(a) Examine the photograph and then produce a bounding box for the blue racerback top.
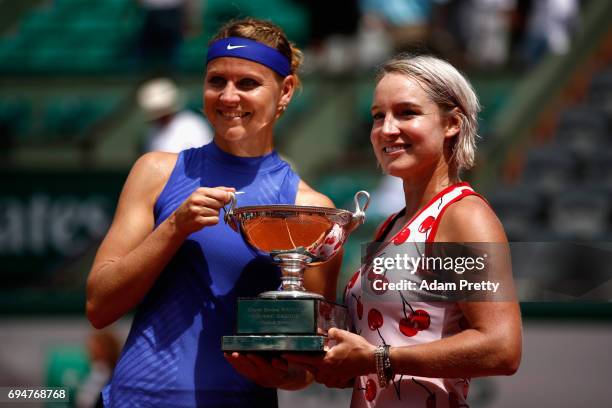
[103,142,300,407]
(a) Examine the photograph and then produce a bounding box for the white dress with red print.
[345,182,481,408]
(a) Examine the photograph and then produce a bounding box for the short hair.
[210,18,303,88]
[376,54,481,174]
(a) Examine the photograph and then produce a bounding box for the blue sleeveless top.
[103,142,300,407]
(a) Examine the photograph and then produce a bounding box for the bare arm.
[287,196,522,383]
[377,197,521,378]
[86,152,233,328]
[406,195,522,377]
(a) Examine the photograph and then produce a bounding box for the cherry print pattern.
[345,271,360,301]
[367,308,387,345]
[364,252,387,280]
[357,378,378,402]
[455,379,470,399]
[370,274,389,295]
[345,184,478,407]
[365,251,385,281]
[367,266,379,281]
[364,254,388,295]
[368,308,383,330]
[351,293,363,319]
[306,224,344,259]
[448,392,469,408]
[398,291,430,337]
[418,215,435,234]
[412,378,436,408]
[393,227,411,245]
[361,378,377,402]
[346,271,359,290]
[392,374,405,400]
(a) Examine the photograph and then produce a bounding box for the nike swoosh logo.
[227,44,247,50]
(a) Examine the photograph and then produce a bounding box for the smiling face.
[370,73,460,180]
[204,57,295,156]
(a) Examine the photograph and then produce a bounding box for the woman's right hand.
[87,154,236,329]
[171,187,235,236]
[225,352,313,391]
[284,328,376,388]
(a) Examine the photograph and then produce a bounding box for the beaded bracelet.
[375,345,393,387]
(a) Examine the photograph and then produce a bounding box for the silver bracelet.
[375,345,392,388]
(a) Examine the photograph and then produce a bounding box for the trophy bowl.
[225,191,370,300]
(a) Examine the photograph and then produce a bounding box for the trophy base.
[259,290,324,300]
[222,335,326,352]
[222,298,348,352]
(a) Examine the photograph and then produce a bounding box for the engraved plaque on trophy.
[222,191,370,352]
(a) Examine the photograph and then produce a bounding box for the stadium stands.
[489,64,612,241]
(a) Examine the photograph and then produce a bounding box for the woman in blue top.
[86,18,340,407]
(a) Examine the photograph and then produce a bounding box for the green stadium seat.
[3,0,140,75]
[178,36,207,73]
[357,82,376,123]
[0,37,29,73]
[43,97,118,139]
[315,172,379,210]
[243,0,309,46]
[19,8,57,34]
[3,0,307,75]
[0,99,31,140]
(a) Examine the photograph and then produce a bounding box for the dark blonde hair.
[376,54,481,174]
[210,18,303,88]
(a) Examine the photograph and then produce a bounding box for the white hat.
[137,78,181,120]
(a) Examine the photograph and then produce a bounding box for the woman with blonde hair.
[287,54,522,407]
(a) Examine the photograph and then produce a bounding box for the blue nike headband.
[206,36,291,77]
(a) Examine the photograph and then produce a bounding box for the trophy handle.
[224,192,238,231]
[351,190,371,228]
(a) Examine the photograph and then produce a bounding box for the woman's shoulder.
[125,151,179,200]
[436,194,507,242]
[295,180,335,208]
[131,151,178,183]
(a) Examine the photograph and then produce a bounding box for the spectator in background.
[137,77,213,153]
[137,0,199,72]
[519,0,579,67]
[296,0,361,73]
[459,0,517,69]
[359,0,443,53]
[75,330,121,408]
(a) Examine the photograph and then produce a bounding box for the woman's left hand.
[224,352,311,390]
[284,328,376,388]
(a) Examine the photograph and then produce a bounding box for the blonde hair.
[376,54,481,174]
[210,18,303,88]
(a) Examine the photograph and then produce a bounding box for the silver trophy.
[224,191,370,300]
[222,191,370,352]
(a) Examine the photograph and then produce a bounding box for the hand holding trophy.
[222,191,370,352]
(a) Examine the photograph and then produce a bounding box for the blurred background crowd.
[1,0,612,406]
